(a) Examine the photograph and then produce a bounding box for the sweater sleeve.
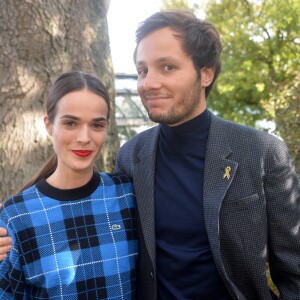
[0,216,28,299]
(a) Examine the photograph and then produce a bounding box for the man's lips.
[144,95,170,101]
[72,150,93,157]
[144,96,170,106]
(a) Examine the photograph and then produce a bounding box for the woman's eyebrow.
[60,115,107,121]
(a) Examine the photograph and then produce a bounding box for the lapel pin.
[223,166,231,180]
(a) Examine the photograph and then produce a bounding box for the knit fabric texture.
[0,172,138,299]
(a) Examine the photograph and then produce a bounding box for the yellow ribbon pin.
[223,166,231,180]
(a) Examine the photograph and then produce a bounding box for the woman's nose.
[77,126,91,144]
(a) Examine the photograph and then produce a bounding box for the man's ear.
[44,115,52,136]
[201,67,215,88]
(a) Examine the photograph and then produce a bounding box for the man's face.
[135,27,208,126]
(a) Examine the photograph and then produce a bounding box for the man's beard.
[146,78,202,125]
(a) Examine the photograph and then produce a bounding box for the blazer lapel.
[132,126,160,271]
[203,114,238,278]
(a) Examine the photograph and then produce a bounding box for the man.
[1,9,300,299]
[114,10,300,299]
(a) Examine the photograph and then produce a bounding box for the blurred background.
[0,0,299,201]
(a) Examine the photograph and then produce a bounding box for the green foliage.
[267,263,279,296]
[162,0,198,11]
[275,72,300,174]
[205,0,300,127]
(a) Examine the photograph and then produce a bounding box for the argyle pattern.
[0,172,138,299]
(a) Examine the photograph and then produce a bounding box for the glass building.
[115,73,155,145]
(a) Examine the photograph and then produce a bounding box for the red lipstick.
[72,150,93,157]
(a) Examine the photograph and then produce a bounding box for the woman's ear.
[44,115,52,136]
[201,67,215,88]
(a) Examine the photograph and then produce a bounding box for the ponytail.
[17,154,57,193]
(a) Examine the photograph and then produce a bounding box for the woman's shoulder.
[2,185,37,211]
[95,172,136,206]
[0,185,38,233]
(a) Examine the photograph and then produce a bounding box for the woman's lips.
[72,150,93,157]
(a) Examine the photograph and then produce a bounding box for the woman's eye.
[92,123,105,129]
[64,121,76,127]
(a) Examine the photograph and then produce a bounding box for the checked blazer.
[115,111,300,300]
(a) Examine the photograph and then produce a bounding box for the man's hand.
[0,227,12,261]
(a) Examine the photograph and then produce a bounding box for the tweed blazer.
[115,111,300,300]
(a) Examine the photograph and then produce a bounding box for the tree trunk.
[0,0,118,201]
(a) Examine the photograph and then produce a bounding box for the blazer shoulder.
[115,125,159,174]
[119,125,159,153]
[212,114,283,146]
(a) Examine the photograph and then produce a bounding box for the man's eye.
[137,68,147,77]
[164,65,175,71]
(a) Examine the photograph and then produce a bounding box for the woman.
[0,71,138,299]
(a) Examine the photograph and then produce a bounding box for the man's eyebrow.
[136,56,178,66]
[157,56,177,62]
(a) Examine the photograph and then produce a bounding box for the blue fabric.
[0,172,138,299]
[155,110,230,299]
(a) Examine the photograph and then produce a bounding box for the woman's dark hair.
[133,9,222,97]
[18,71,110,192]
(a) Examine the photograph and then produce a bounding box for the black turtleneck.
[155,109,230,299]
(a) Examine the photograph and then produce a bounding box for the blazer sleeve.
[264,139,300,298]
[114,148,124,173]
[114,141,135,177]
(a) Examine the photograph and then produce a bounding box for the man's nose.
[140,71,162,90]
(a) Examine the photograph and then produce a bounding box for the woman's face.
[44,89,109,177]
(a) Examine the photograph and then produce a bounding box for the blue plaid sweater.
[0,171,138,299]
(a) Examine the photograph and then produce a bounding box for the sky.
[107,0,162,74]
[107,1,205,74]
